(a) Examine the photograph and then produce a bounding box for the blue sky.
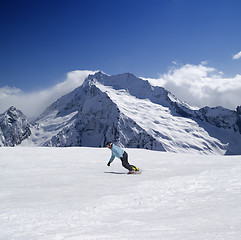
[1,0,241,91]
[1,0,241,117]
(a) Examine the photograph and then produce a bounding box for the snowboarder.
[106,142,139,173]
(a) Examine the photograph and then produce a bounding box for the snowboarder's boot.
[132,166,139,171]
[127,166,140,174]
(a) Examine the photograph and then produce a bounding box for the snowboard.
[127,169,141,175]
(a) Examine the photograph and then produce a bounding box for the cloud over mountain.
[146,62,241,110]
[1,63,241,118]
[0,70,96,118]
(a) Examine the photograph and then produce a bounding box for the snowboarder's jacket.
[108,144,125,164]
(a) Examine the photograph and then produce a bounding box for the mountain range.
[1,71,241,155]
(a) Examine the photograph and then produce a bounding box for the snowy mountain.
[31,72,164,150]
[0,106,31,146]
[25,71,241,155]
[1,71,241,154]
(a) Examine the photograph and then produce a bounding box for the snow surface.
[1,147,241,239]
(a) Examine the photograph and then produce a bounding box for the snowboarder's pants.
[120,151,135,171]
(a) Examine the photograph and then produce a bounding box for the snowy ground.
[1,147,241,240]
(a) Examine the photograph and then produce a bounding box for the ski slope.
[1,147,241,240]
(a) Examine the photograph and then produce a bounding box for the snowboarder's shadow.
[104,171,126,175]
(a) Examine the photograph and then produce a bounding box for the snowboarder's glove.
[107,162,111,167]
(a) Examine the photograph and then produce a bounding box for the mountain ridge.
[1,71,241,154]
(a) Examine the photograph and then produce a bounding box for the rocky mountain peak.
[0,106,31,146]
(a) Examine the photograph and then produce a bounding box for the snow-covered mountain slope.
[1,147,241,239]
[0,106,31,146]
[30,73,165,150]
[27,71,241,155]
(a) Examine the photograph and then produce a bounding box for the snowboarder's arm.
[107,153,115,166]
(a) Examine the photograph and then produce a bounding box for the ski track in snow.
[1,147,241,240]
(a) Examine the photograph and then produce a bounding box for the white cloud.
[2,65,241,120]
[233,51,241,60]
[0,86,22,99]
[146,62,241,110]
[0,70,96,119]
